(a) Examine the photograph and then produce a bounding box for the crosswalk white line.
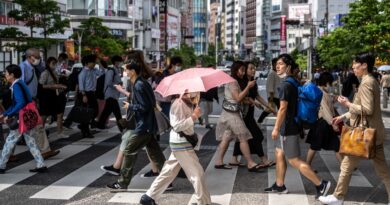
[319,151,372,187]
[187,145,238,205]
[0,127,118,192]
[109,127,210,204]
[266,127,310,205]
[108,147,171,203]
[30,146,119,200]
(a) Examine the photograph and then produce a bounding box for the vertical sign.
[65,40,75,61]
[280,15,287,54]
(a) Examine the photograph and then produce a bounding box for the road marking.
[0,128,118,192]
[108,147,171,203]
[187,145,237,205]
[30,147,119,200]
[266,127,310,205]
[319,151,373,188]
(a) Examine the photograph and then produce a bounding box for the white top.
[169,98,195,151]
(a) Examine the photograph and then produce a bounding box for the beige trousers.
[334,145,390,201]
[146,150,211,205]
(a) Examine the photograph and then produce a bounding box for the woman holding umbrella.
[140,91,211,205]
[214,61,265,171]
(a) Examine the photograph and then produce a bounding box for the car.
[217,61,233,74]
[259,69,269,79]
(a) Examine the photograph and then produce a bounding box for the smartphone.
[255,77,259,80]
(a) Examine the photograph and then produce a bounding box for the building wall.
[193,0,207,55]
[208,2,219,45]
[245,0,256,51]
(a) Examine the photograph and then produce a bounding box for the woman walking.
[214,61,264,172]
[39,57,68,138]
[0,64,47,173]
[230,62,276,168]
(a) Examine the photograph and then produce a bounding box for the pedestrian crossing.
[0,125,389,205]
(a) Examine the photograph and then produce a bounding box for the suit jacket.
[342,74,385,145]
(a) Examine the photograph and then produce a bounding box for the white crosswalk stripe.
[0,124,388,204]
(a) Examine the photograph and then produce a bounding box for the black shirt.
[278,79,300,136]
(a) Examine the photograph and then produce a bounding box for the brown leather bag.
[339,109,376,159]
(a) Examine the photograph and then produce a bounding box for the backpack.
[96,68,115,100]
[67,67,83,91]
[285,76,323,125]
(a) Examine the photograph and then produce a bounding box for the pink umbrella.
[155,68,235,97]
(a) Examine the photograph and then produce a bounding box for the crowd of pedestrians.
[0,47,390,205]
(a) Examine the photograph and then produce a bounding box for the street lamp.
[216,36,219,66]
[76,29,84,63]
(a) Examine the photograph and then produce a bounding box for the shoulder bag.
[339,108,376,159]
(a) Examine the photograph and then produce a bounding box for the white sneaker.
[318,195,343,205]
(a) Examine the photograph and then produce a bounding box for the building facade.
[208,2,219,45]
[245,0,256,59]
[193,0,207,55]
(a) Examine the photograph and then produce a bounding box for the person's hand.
[82,95,88,103]
[192,106,202,120]
[123,101,129,109]
[254,101,261,108]
[337,96,350,107]
[272,128,279,140]
[247,80,256,88]
[3,116,8,124]
[332,115,344,126]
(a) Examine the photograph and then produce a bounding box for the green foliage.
[317,0,390,67]
[7,0,70,59]
[291,48,308,70]
[167,44,197,68]
[73,17,127,57]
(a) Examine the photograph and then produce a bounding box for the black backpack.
[67,67,83,91]
[96,68,115,100]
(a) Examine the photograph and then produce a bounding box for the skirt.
[306,118,340,152]
[215,110,252,142]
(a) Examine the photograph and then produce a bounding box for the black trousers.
[257,98,280,123]
[97,97,122,127]
[78,91,98,135]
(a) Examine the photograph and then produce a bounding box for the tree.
[316,0,390,67]
[167,44,197,68]
[8,0,70,59]
[72,17,127,58]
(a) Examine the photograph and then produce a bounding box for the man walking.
[264,54,331,198]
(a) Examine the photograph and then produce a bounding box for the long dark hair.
[230,61,247,90]
[127,50,153,79]
[46,57,58,83]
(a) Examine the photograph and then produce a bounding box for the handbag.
[178,131,198,148]
[13,82,42,133]
[339,109,376,159]
[155,109,171,134]
[67,106,94,124]
[118,110,136,130]
[222,99,241,112]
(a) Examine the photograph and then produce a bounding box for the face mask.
[175,66,182,72]
[32,58,40,66]
[278,72,287,78]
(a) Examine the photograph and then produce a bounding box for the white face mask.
[175,66,182,72]
[32,58,40,66]
[278,72,287,78]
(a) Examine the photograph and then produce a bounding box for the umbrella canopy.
[155,68,235,97]
[378,65,390,71]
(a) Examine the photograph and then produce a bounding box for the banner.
[65,40,75,61]
[280,15,287,53]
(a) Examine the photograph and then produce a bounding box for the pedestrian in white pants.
[140,93,211,205]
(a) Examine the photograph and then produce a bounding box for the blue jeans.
[0,129,45,169]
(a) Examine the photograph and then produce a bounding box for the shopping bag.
[67,106,94,124]
[19,101,43,133]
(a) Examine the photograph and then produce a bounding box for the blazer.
[342,74,385,145]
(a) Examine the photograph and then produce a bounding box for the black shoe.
[29,166,48,173]
[205,125,212,129]
[107,182,126,191]
[264,183,288,194]
[0,169,5,174]
[140,194,157,205]
[100,165,120,176]
[316,180,331,198]
[141,169,159,178]
[16,138,26,145]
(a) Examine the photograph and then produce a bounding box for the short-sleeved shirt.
[278,80,300,136]
[39,70,58,85]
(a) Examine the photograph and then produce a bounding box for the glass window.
[0,2,5,16]
[72,0,86,9]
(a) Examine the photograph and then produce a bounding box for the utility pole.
[77,30,83,63]
[216,36,218,66]
[325,0,329,35]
